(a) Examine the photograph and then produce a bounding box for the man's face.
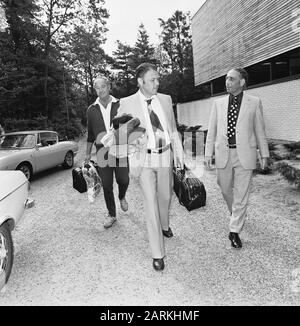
[94,79,110,100]
[138,69,160,97]
[226,69,244,95]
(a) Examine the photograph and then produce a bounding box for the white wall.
[177,79,300,142]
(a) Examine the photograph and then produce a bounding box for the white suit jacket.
[117,91,183,177]
[205,93,269,170]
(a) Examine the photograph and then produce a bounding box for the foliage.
[1,4,207,131]
[132,23,158,68]
[0,0,109,130]
[283,141,300,152]
[276,162,300,189]
[111,41,136,97]
[4,116,47,132]
[158,11,205,104]
[50,115,83,140]
[3,113,82,139]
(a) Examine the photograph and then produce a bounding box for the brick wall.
[177,79,300,142]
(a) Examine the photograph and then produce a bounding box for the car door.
[33,132,60,171]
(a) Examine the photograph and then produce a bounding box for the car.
[0,171,32,290]
[0,130,79,180]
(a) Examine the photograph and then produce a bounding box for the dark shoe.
[119,197,128,212]
[229,232,242,249]
[162,227,173,238]
[153,258,165,271]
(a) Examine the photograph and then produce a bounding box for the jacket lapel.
[237,93,250,125]
[110,101,119,126]
[93,104,106,131]
[221,95,229,131]
[157,94,172,134]
[132,92,147,128]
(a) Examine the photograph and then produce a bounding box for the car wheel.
[63,151,74,169]
[0,222,14,284]
[17,163,32,180]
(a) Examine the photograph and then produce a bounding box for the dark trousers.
[97,163,129,217]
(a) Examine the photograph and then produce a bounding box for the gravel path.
[0,137,299,306]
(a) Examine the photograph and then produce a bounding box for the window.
[0,134,36,149]
[39,132,58,146]
[206,47,300,96]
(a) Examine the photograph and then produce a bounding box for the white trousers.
[139,149,173,258]
[217,149,253,233]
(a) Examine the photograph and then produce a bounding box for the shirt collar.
[229,91,243,104]
[94,95,118,107]
[138,90,157,103]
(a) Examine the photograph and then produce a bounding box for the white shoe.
[103,215,117,229]
[120,198,128,212]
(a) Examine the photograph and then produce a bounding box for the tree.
[158,10,204,104]
[132,23,157,68]
[159,10,192,74]
[0,0,46,120]
[112,40,136,97]
[59,0,110,106]
[37,0,80,119]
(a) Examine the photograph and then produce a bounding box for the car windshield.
[0,134,36,149]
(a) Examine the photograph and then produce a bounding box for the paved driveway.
[0,137,299,305]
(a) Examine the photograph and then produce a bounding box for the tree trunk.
[87,62,95,101]
[85,69,90,106]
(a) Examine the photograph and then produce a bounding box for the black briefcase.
[173,166,206,211]
[72,167,87,193]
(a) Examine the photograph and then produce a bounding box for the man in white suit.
[205,68,269,249]
[117,63,184,271]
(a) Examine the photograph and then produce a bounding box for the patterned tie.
[227,96,238,141]
[146,98,166,148]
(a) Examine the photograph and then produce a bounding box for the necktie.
[146,99,164,131]
[146,98,166,148]
[227,96,238,141]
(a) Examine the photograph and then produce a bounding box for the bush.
[4,117,48,132]
[283,141,300,151]
[276,162,300,189]
[3,115,84,140]
[49,116,83,140]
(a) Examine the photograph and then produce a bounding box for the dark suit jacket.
[86,100,120,145]
[87,99,129,167]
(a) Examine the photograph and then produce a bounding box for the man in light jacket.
[205,68,269,249]
[116,63,184,271]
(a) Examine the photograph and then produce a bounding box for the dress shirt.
[138,90,171,149]
[95,96,118,132]
[227,92,243,145]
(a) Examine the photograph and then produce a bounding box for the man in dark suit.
[205,68,269,249]
[116,63,184,271]
[85,75,129,229]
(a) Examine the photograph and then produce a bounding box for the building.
[177,0,300,142]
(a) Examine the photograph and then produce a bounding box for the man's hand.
[84,154,92,164]
[261,157,269,170]
[204,156,213,170]
[174,156,184,169]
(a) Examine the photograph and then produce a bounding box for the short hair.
[233,68,249,87]
[93,75,110,90]
[135,63,157,80]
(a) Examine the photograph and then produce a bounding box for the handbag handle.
[176,164,188,207]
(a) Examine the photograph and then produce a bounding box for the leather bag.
[173,165,206,211]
